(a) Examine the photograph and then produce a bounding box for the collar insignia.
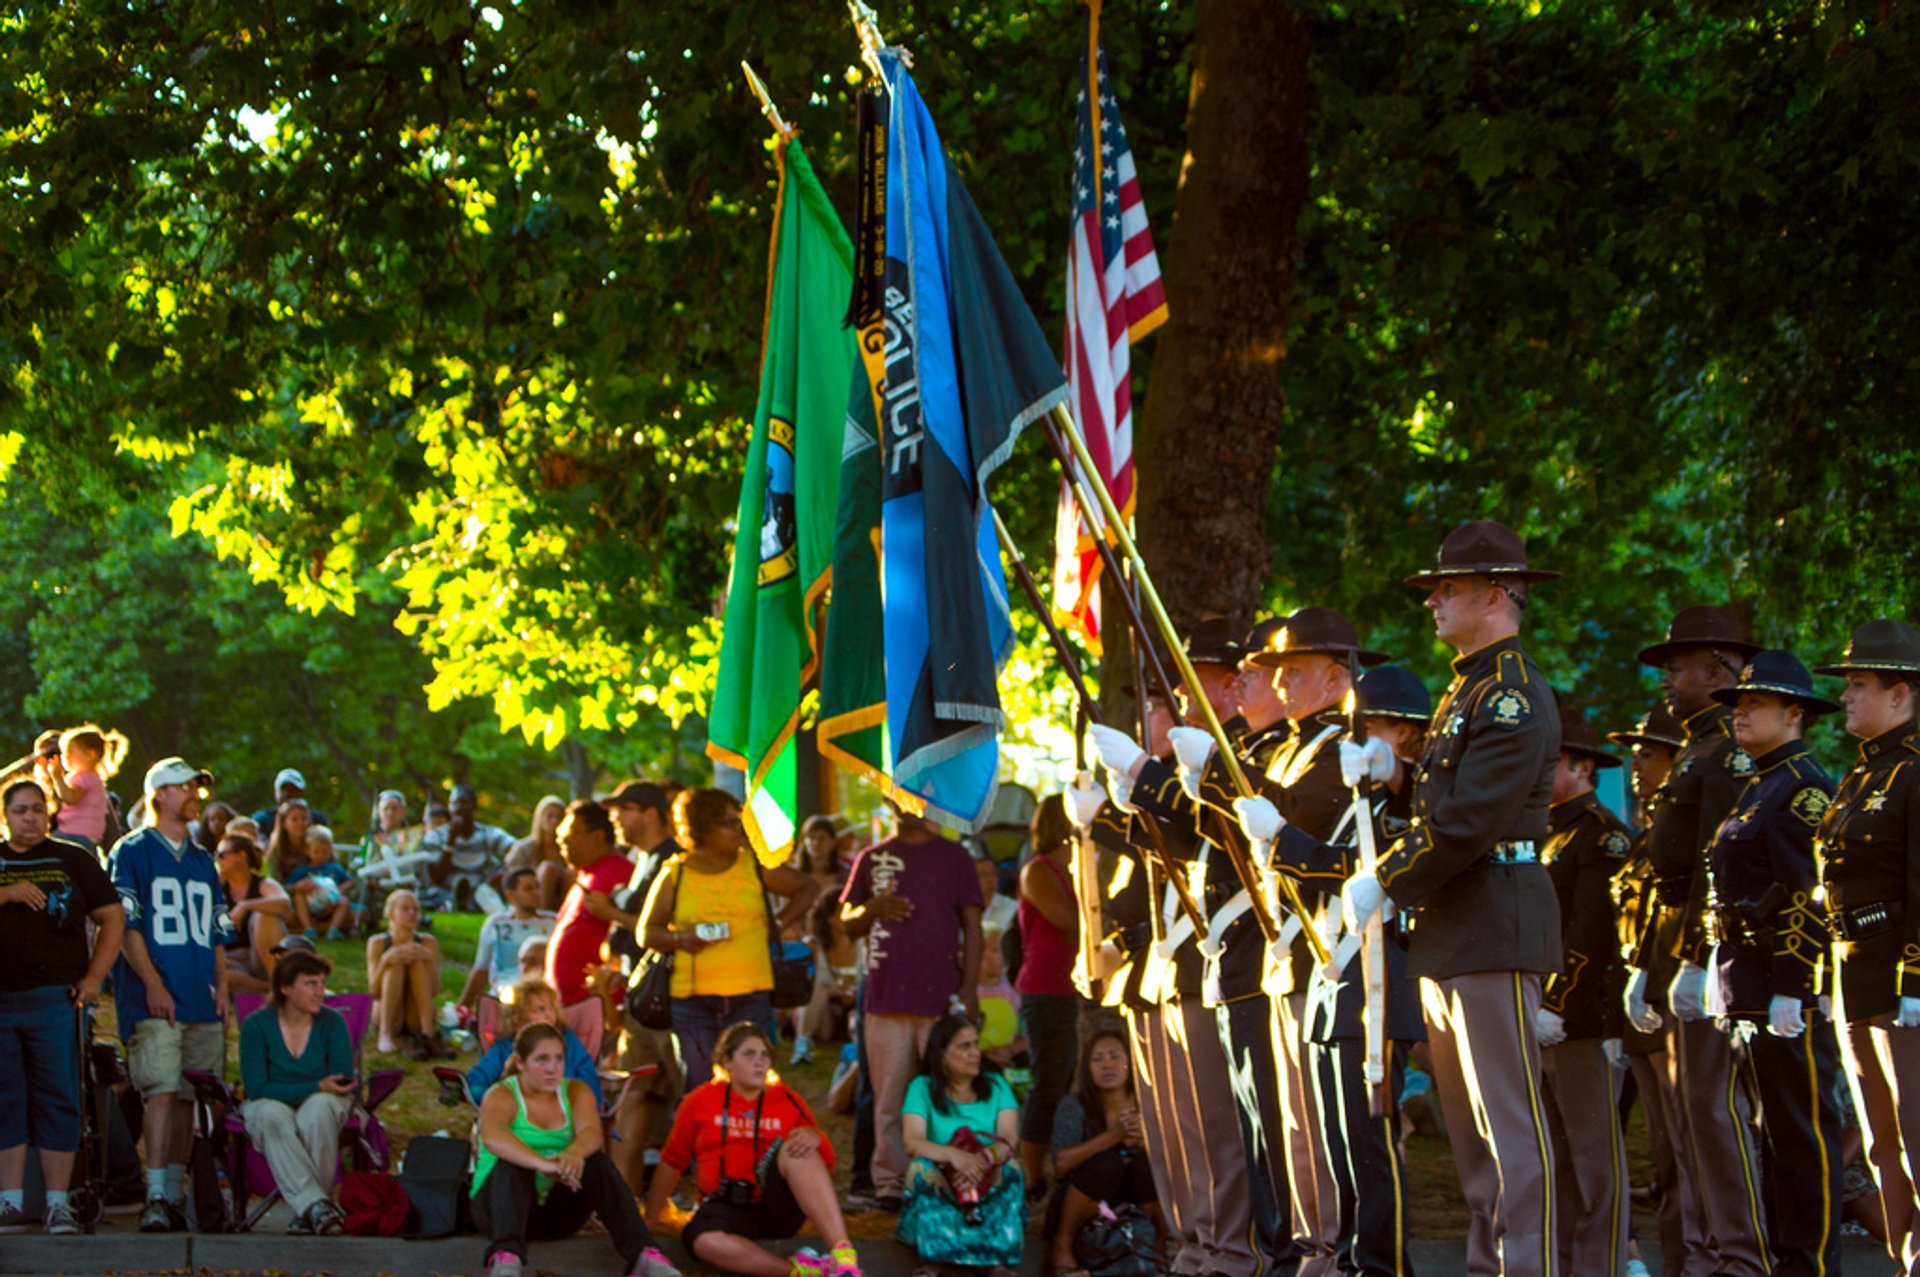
[1727,750,1755,779]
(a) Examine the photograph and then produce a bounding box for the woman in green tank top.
[470,1023,680,1277]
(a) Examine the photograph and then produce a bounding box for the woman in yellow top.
[641,789,820,1091]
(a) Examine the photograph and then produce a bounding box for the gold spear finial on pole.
[740,62,792,137]
[846,0,892,83]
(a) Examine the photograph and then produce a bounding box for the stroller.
[67,1006,127,1234]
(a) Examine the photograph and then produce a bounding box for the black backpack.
[186,1097,229,1233]
[397,1134,473,1238]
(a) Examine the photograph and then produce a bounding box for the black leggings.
[472,1151,655,1264]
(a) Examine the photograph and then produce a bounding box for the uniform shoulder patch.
[1603,829,1631,858]
[1486,687,1532,729]
[1726,749,1755,779]
[1789,786,1831,828]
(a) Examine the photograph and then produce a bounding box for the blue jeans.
[0,986,81,1152]
[671,992,771,1092]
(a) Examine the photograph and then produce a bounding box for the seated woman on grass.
[471,1022,679,1277]
[366,889,453,1059]
[647,1022,861,1277]
[1046,1030,1163,1277]
[899,1015,1025,1277]
[468,976,605,1109]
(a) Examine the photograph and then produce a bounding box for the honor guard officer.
[1092,628,1263,1277]
[1626,605,1768,1277]
[1234,659,1431,1277]
[1705,650,1843,1277]
[1339,520,1563,1277]
[1814,618,1920,1276]
[1537,706,1633,1277]
[1606,705,1703,1277]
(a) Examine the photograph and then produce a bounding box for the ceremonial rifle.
[1344,666,1391,1118]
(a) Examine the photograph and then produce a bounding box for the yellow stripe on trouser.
[1383,1062,1408,1277]
[1511,974,1555,1277]
[1606,1056,1625,1277]
[1806,1027,1833,1277]
[1727,1043,1770,1269]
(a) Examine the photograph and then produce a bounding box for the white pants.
[241,1092,353,1216]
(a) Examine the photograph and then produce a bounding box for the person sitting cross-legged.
[898,1015,1025,1274]
[471,1023,680,1277]
[237,949,355,1235]
[646,1022,862,1277]
[1046,1029,1164,1277]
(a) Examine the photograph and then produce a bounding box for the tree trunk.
[560,738,595,800]
[1130,0,1312,639]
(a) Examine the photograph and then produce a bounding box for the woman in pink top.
[1015,793,1083,1194]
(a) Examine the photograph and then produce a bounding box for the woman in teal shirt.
[899,1015,1025,1272]
[237,950,355,1235]
[471,1023,679,1277]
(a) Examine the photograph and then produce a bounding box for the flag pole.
[846,0,891,82]
[991,508,1208,933]
[740,62,793,137]
[1044,402,1328,966]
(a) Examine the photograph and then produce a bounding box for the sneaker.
[287,1204,314,1235]
[1624,1260,1651,1277]
[630,1244,682,1277]
[310,1200,346,1236]
[826,1243,862,1277]
[789,1036,814,1066]
[138,1196,175,1233]
[0,1201,30,1233]
[488,1251,524,1277]
[790,1248,831,1277]
[43,1201,79,1236]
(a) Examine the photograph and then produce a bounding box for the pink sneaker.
[827,1243,863,1277]
[630,1245,681,1277]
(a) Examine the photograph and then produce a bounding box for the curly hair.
[672,787,742,852]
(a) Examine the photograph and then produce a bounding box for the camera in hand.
[717,1176,757,1206]
[694,921,732,942]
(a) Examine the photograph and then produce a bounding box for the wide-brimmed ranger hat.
[1558,705,1622,769]
[1608,704,1686,751]
[1636,604,1762,668]
[1246,606,1391,669]
[1815,618,1920,677]
[1183,616,1247,668]
[1403,520,1559,590]
[1711,649,1842,716]
[1357,666,1433,723]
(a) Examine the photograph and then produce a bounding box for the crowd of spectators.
[0,742,1142,1277]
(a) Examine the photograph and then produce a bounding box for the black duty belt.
[1489,841,1538,865]
[1653,875,1691,907]
[1829,900,1896,944]
[1113,922,1152,954]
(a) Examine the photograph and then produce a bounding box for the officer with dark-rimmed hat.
[1605,704,1704,1277]
[1337,519,1564,1277]
[1628,605,1769,1277]
[1813,618,1920,1275]
[1537,705,1633,1277]
[1706,649,1843,1277]
[1088,619,1264,1277]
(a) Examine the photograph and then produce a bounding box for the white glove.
[1534,1008,1567,1048]
[1066,772,1105,830]
[1768,995,1805,1039]
[1623,968,1661,1033]
[1341,871,1386,935]
[1233,795,1283,847]
[1601,1038,1624,1066]
[1668,962,1709,1023]
[1896,997,1920,1029]
[1168,727,1215,800]
[1088,725,1146,786]
[1339,737,1397,787]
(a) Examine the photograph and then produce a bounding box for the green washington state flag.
[706,137,855,864]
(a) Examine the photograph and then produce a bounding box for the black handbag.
[748,855,817,1010]
[623,862,683,1031]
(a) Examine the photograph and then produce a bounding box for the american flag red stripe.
[1053,0,1166,653]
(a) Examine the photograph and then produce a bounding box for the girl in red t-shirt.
[646,1023,861,1277]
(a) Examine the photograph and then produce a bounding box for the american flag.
[1052,1,1167,654]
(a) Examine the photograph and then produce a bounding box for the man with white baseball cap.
[252,767,328,832]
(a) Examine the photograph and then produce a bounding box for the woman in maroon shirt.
[1015,794,1083,1194]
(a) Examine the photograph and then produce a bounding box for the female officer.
[1705,649,1843,1277]
[1816,618,1920,1277]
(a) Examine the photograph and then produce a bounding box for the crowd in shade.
[5,570,1920,1277]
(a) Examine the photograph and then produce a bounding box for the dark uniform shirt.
[1109,762,1210,1003]
[1640,704,1753,985]
[1706,739,1833,1017]
[1087,799,1156,1010]
[1377,635,1562,980]
[1815,723,1920,1021]
[1542,791,1633,1040]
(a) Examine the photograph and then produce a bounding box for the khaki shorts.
[129,1019,227,1099]
[613,1024,683,1097]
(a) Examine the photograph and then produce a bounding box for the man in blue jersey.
[109,757,230,1234]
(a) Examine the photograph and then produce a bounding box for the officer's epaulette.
[1903,736,1920,759]
[1494,647,1534,687]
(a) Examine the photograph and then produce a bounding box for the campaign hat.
[1182,617,1246,668]
[1814,618,1920,677]
[1711,649,1842,716]
[1245,606,1391,669]
[1608,704,1686,752]
[1403,520,1559,589]
[1636,605,1762,668]
[1558,705,1622,769]
[1357,666,1433,724]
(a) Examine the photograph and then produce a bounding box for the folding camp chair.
[185,992,406,1231]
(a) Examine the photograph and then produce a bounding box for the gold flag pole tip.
[740,62,792,137]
